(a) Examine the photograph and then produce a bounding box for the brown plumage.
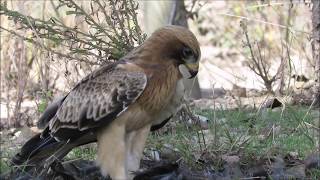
[12,25,200,179]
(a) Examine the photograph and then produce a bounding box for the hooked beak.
[185,63,199,79]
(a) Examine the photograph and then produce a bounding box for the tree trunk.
[142,0,201,99]
[312,0,320,106]
[143,1,174,35]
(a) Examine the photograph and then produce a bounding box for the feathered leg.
[96,122,127,179]
[126,125,151,178]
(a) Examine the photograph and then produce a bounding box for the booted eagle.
[12,25,200,179]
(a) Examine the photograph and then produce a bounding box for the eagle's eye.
[182,47,193,59]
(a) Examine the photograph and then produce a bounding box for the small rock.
[288,151,299,159]
[14,130,21,138]
[195,114,209,130]
[187,114,209,130]
[161,144,179,161]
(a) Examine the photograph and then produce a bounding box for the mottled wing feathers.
[49,64,147,137]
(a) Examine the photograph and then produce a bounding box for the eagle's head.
[146,25,201,79]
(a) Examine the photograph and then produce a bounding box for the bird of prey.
[12,25,201,179]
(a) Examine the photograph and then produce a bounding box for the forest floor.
[0,95,319,179]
